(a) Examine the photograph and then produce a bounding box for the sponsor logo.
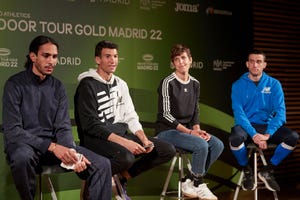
[261,87,271,94]
[98,0,130,5]
[212,59,234,71]
[142,54,153,62]
[175,2,199,13]
[0,48,11,56]
[137,53,158,70]
[140,0,167,10]
[0,11,31,18]
[66,0,130,4]
[140,0,151,8]
[206,7,232,16]
[0,47,18,68]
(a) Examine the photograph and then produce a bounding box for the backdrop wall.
[0,0,251,198]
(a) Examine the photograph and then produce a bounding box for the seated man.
[2,35,112,200]
[74,40,176,199]
[155,44,223,200]
[229,49,299,192]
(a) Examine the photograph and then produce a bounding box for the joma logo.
[175,3,199,13]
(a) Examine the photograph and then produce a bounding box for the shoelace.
[263,171,273,179]
[196,184,215,197]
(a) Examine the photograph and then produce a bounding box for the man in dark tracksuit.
[2,35,112,200]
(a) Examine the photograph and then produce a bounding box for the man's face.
[246,54,266,78]
[96,48,118,74]
[172,52,192,74]
[30,42,58,79]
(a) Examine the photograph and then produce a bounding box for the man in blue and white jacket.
[229,49,298,192]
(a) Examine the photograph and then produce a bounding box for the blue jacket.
[231,72,286,137]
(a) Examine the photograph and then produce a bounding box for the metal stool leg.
[45,175,58,200]
[161,155,178,198]
[113,175,126,200]
[39,174,58,200]
[178,154,183,198]
[233,170,244,200]
[160,151,194,200]
[254,151,258,200]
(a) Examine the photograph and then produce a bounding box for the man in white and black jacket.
[74,40,176,199]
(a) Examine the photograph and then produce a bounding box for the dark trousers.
[229,124,299,166]
[5,144,112,200]
[229,124,299,147]
[83,133,176,177]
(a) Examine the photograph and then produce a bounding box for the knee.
[7,147,35,169]
[193,140,209,153]
[95,157,111,178]
[292,131,299,140]
[155,140,176,159]
[229,126,246,147]
[163,143,176,159]
[95,156,111,170]
[286,131,299,147]
[117,152,135,170]
[229,135,245,147]
[215,139,224,151]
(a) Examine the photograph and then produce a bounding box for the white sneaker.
[194,183,218,200]
[181,179,198,198]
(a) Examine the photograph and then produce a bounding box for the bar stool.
[233,143,279,200]
[38,165,127,200]
[160,148,195,200]
[37,164,72,200]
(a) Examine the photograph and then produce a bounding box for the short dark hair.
[95,40,118,57]
[248,49,266,61]
[170,44,192,62]
[24,35,59,69]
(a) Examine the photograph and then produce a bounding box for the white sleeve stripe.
[161,74,176,123]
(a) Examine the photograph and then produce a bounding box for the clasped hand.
[253,133,270,149]
[191,129,211,141]
[52,144,91,172]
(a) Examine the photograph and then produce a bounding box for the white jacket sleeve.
[113,78,143,134]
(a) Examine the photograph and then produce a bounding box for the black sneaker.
[242,166,255,191]
[258,170,280,191]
